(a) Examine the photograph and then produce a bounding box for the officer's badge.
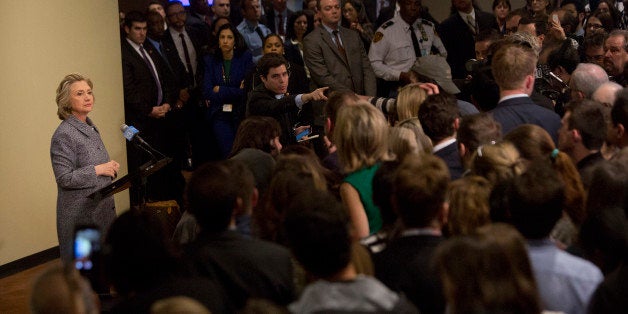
[373,31,384,43]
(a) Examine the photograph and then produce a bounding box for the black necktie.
[408,25,421,58]
[179,33,196,87]
[139,45,163,106]
[255,26,265,41]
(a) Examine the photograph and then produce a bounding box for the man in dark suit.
[418,93,464,180]
[373,154,449,313]
[247,53,328,145]
[264,0,294,37]
[164,1,212,166]
[303,0,377,96]
[439,0,497,79]
[490,43,561,143]
[184,160,296,309]
[121,11,183,205]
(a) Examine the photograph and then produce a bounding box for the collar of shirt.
[168,27,188,38]
[322,23,339,35]
[458,9,475,22]
[432,137,456,153]
[274,94,285,99]
[498,93,528,103]
[126,37,144,54]
[245,19,260,30]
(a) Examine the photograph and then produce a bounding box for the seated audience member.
[104,210,230,313]
[505,124,586,247]
[388,126,422,162]
[569,63,609,101]
[280,145,343,194]
[456,113,502,171]
[373,154,449,313]
[284,190,418,313]
[362,160,401,254]
[243,34,309,105]
[490,41,561,143]
[397,118,433,152]
[582,31,608,69]
[395,84,428,123]
[334,101,392,238]
[30,263,99,314]
[608,88,628,150]
[150,296,211,314]
[321,91,361,175]
[603,30,628,86]
[246,53,328,146]
[579,206,628,276]
[558,100,608,187]
[445,175,492,237]
[506,160,603,314]
[470,141,524,187]
[418,93,463,179]
[434,224,544,314]
[254,154,328,243]
[173,116,281,244]
[592,81,622,106]
[585,159,628,218]
[592,82,622,159]
[184,160,295,309]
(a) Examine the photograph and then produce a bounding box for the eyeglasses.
[585,54,605,62]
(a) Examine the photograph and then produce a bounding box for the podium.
[89,156,172,209]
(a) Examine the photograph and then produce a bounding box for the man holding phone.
[246,53,328,145]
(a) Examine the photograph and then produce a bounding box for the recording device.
[120,124,163,159]
[73,225,101,272]
[552,14,559,24]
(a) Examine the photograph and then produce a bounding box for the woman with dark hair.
[285,10,315,66]
[203,23,254,158]
[341,0,374,50]
[492,0,511,34]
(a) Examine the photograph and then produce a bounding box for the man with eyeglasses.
[603,30,628,86]
[583,32,608,69]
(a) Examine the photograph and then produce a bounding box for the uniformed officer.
[368,0,446,86]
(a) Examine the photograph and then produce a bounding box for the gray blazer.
[303,25,377,96]
[50,115,116,261]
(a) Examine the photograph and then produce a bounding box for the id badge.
[222,104,233,112]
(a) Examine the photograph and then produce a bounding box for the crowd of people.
[42,0,628,313]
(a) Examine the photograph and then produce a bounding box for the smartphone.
[552,14,559,24]
[295,128,311,141]
[73,225,101,271]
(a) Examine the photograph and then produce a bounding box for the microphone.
[120,124,163,159]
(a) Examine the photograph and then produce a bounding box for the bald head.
[592,81,623,105]
[570,63,609,100]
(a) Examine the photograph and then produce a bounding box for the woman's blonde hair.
[470,141,524,186]
[398,118,433,153]
[56,73,93,121]
[447,176,492,236]
[396,84,428,122]
[333,101,391,173]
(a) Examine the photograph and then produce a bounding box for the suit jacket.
[490,96,561,144]
[263,8,294,35]
[373,234,445,314]
[162,26,206,88]
[303,25,377,96]
[185,230,296,308]
[434,141,464,180]
[50,116,116,262]
[121,39,177,134]
[246,83,302,145]
[439,10,497,79]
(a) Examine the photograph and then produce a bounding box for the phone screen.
[73,227,101,271]
[295,128,311,141]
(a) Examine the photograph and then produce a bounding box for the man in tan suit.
[303,0,377,96]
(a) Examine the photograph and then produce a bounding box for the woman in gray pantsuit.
[50,73,120,262]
